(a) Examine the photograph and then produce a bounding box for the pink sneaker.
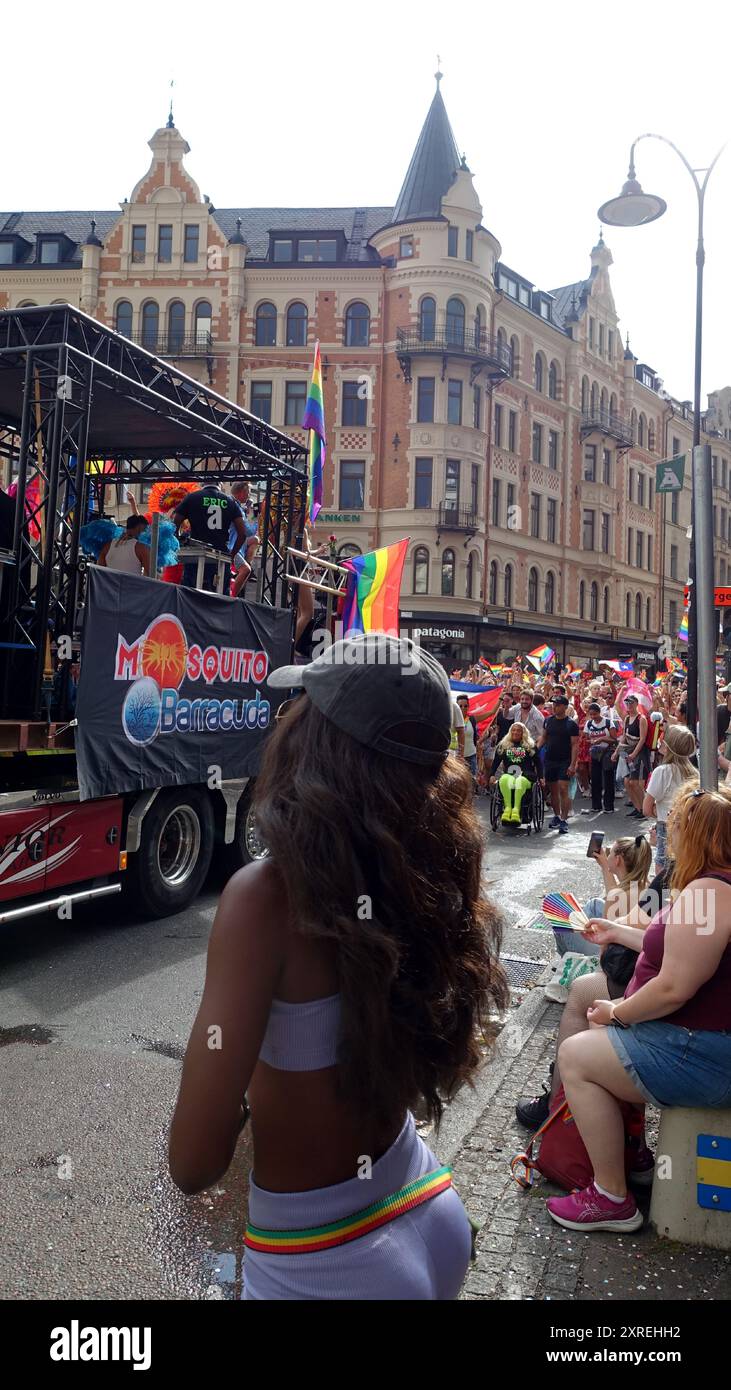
[547,1182,643,1232]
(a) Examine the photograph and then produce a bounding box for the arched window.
[167,300,185,352]
[255,301,277,346]
[548,361,559,400]
[590,581,598,621]
[141,301,159,350]
[474,305,485,346]
[648,420,656,452]
[195,300,212,343]
[286,301,308,347]
[446,297,465,346]
[591,381,598,415]
[413,546,429,594]
[345,301,370,347]
[504,563,513,607]
[646,597,652,630]
[579,580,586,619]
[528,566,539,611]
[600,388,608,417]
[603,586,609,624]
[534,354,544,393]
[115,300,133,339]
[631,408,638,442]
[545,571,555,614]
[610,392,618,418]
[17,300,37,307]
[638,413,646,447]
[581,376,589,413]
[420,296,436,341]
[441,547,456,596]
[509,336,520,378]
[489,559,498,605]
[626,592,632,627]
[635,592,643,628]
[466,550,475,598]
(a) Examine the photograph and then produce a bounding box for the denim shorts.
[608,1019,731,1108]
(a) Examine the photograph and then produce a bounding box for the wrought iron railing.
[130,332,214,357]
[437,502,479,531]
[580,409,633,447]
[396,323,512,372]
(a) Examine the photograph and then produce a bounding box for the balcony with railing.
[396,321,511,384]
[437,502,479,534]
[131,332,214,359]
[580,408,633,448]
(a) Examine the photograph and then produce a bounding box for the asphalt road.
[0,793,638,1300]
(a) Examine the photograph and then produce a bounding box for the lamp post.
[599,134,726,790]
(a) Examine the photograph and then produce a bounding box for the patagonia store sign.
[413,625,468,641]
[76,568,291,799]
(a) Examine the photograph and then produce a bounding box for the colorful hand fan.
[542,891,588,931]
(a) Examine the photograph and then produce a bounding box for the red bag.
[511,1085,645,1192]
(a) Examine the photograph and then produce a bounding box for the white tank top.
[105,535,144,575]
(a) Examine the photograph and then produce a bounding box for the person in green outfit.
[490,722,539,824]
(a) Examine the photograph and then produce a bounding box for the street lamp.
[599,134,726,790]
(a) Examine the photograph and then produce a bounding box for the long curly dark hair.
[254,694,508,1131]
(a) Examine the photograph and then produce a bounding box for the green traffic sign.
[656,455,686,493]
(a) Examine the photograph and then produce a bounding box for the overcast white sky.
[4,0,729,401]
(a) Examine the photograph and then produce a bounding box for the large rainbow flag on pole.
[677,612,689,642]
[526,643,555,672]
[302,342,326,523]
[341,539,408,637]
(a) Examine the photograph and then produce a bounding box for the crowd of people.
[168,629,731,1295]
[449,658,731,844]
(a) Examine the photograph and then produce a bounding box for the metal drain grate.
[501,955,545,988]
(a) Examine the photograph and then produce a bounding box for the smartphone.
[587,831,605,858]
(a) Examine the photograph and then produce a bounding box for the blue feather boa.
[80,517,180,568]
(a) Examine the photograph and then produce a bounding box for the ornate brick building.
[2,81,729,669]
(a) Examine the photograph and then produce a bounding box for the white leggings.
[243,1112,472,1300]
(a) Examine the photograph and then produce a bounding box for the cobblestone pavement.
[451,1005,731,1302]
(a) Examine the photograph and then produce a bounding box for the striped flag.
[302,342,326,523]
[341,538,408,637]
[526,644,555,671]
[678,612,689,642]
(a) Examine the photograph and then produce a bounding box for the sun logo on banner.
[141,616,188,690]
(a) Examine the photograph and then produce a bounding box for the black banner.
[75,569,292,800]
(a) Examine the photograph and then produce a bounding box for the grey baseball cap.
[267,632,452,765]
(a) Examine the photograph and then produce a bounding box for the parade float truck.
[0,306,306,923]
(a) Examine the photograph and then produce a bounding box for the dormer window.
[0,241,15,264]
[297,238,337,262]
[268,232,344,263]
[39,239,61,264]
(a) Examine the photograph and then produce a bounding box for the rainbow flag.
[341,538,408,636]
[526,644,555,672]
[678,612,689,642]
[302,342,326,523]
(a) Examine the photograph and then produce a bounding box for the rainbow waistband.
[244,1165,452,1255]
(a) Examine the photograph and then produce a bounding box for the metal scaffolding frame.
[0,305,308,721]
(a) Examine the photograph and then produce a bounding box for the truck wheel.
[127,789,215,918]
[216,784,269,881]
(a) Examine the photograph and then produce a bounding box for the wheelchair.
[489,775,545,835]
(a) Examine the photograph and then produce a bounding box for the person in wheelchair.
[489,722,539,824]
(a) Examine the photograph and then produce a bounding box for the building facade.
[2,83,729,671]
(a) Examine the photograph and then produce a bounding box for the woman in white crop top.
[169,633,507,1300]
[98,515,150,577]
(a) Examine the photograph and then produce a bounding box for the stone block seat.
[650,1107,731,1251]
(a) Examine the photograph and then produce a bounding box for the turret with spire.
[391,68,463,224]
